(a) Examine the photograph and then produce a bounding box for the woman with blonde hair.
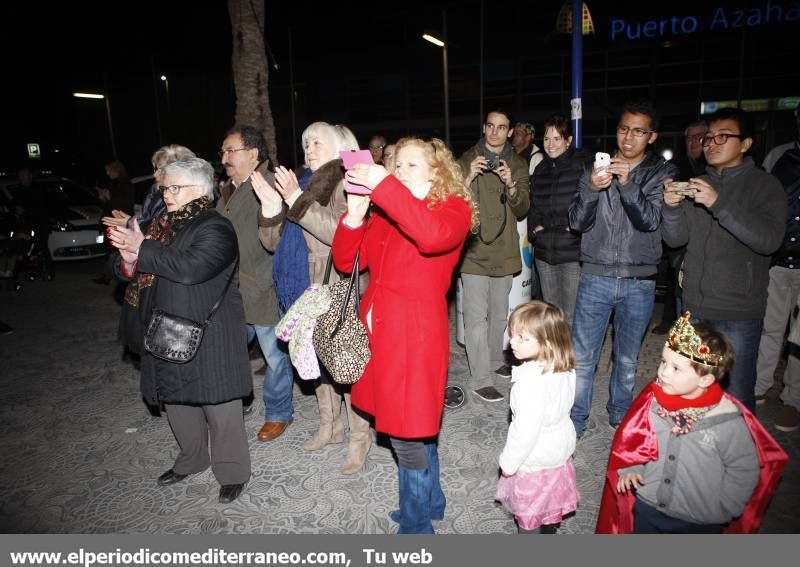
[252,121,372,475]
[332,136,476,533]
[140,144,196,230]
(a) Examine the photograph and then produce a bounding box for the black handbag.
[312,250,370,384]
[144,257,238,364]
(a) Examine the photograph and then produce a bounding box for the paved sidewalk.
[0,260,797,533]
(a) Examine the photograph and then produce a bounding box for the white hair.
[160,157,215,201]
[301,121,359,165]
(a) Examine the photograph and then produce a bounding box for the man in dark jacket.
[459,109,530,401]
[662,107,786,411]
[217,125,293,440]
[755,101,800,432]
[569,101,677,438]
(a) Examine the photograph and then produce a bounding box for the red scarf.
[652,382,723,411]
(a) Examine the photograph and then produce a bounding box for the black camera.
[485,154,500,170]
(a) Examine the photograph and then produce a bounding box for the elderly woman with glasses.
[109,156,252,504]
[252,121,373,475]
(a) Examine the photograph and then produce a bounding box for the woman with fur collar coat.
[253,121,371,475]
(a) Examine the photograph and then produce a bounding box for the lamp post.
[73,92,117,159]
[422,10,450,147]
[160,75,171,109]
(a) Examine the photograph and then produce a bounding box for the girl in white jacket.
[495,301,579,534]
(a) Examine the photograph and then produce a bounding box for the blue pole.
[571,0,583,148]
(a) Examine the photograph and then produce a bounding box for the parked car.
[0,176,105,261]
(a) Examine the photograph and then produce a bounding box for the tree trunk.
[228,0,277,165]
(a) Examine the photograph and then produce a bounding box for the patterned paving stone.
[0,261,797,533]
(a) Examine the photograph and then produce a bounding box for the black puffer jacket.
[528,147,592,265]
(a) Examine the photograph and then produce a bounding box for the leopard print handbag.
[312,250,370,384]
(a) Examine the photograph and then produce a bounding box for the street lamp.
[73,92,117,159]
[422,11,450,147]
[160,75,170,107]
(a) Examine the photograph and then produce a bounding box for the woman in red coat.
[332,137,476,533]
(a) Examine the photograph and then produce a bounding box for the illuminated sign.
[27,143,41,160]
[610,1,800,41]
[700,97,799,114]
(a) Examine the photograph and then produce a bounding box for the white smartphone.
[595,152,611,169]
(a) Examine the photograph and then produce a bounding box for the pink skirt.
[495,459,579,530]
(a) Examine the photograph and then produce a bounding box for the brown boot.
[303,383,345,451]
[341,392,372,475]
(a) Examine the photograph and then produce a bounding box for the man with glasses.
[459,108,530,402]
[217,125,294,441]
[569,100,677,438]
[662,107,786,411]
[674,121,708,180]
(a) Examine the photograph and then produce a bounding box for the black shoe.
[157,469,189,486]
[218,483,246,503]
[494,364,512,378]
[444,385,465,409]
[473,385,504,402]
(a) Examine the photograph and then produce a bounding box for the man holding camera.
[458,109,530,402]
[568,101,677,438]
[662,107,786,412]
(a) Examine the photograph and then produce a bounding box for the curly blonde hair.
[394,136,479,231]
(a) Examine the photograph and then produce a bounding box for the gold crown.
[666,311,723,367]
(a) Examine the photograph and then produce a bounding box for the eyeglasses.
[369,144,385,151]
[617,125,654,137]
[158,184,196,195]
[701,133,744,147]
[685,134,705,143]
[218,147,249,158]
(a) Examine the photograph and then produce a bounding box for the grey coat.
[619,397,759,525]
[217,166,280,327]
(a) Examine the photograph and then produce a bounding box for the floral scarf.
[124,196,210,308]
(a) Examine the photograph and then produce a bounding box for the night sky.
[2,0,798,181]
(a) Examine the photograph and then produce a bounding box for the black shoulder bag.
[144,256,239,364]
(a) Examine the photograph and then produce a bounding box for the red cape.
[596,382,788,534]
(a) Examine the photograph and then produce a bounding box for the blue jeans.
[697,318,762,412]
[570,273,656,437]
[247,324,294,422]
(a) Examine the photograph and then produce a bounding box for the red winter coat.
[332,176,471,438]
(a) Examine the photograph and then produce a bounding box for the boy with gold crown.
[596,312,788,533]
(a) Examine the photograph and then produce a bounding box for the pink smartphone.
[340,150,374,195]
